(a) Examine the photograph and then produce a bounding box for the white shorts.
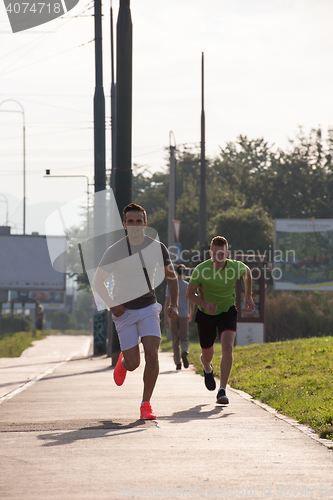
[112,302,162,352]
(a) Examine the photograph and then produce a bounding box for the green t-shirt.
[190,259,247,315]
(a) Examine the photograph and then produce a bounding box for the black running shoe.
[216,387,229,405]
[181,352,189,369]
[204,365,216,391]
[176,363,181,370]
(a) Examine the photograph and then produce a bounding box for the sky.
[0,0,333,235]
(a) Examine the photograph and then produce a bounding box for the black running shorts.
[195,305,238,349]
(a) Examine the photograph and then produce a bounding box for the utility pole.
[110,0,116,193]
[114,0,133,211]
[93,0,107,355]
[166,133,176,342]
[111,0,133,365]
[168,131,176,254]
[108,0,120,362]
[94,0,106,195]
[199,52,207,260]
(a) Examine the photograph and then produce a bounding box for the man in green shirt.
[186,236,255,405]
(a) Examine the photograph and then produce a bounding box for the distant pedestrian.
[164,264,194,370]
[93,203,178,420]
[35,304,44,330]
[186,236,255,405]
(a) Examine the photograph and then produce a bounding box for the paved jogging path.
[0,335,332,500]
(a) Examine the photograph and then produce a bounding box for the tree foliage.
[133,127,332,255]
[65,126,332,273]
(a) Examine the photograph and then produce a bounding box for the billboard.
[0,235,66,291]
[10,290,66,310]
[274,219,333,290]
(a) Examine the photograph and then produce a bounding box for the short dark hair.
[210,236,228,249]
[123,203,147,223]
[176,264,186,276]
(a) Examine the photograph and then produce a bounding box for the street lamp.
[0,99,26,234]
[0,194,9,226]
[168,131,176,252]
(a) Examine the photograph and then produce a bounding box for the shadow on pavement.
[159,404,232,423]
[36,406,231,447]
[37,419,149,447]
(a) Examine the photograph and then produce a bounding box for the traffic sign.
[172,220,180,242]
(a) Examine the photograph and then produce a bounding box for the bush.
[0,314,33,335]
[209,204,274,255]
[0,330,47,357]
[45,291,93,331]
[46,311,71,330]
[265,290,333,342]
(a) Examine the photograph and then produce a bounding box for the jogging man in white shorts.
[93,203,178,420]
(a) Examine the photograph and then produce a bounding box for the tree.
[64,127,331,273]
[209,204,274,255]
[46,311,71,330]
[215,128,333,220]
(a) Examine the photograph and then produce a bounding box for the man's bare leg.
[141,336,160,402]
[219,330,236,389]
[122,344,141,371]
[200,345,216,391]
[200,346,214,372]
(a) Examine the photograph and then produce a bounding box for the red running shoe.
[113,353,127,386]
[140,401,156,420]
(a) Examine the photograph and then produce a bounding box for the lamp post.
[199,53,206,258]
[168,131,176,252]
[0,194,9,226]
[0,99,26,234]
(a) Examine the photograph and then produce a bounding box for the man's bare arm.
[164,264,179,319]
[188,297,195,322]
[243,265,255,311]
[186,282,217,314]
[164,296,171,328]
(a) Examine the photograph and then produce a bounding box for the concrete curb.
[229,386,333,450]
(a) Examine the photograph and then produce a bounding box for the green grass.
[161,334,333,441]
[0,329,91,358]
[0,330,48,358]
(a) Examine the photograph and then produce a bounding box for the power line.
[0,39,94,78]
[0,95,93,113]
[0,93,92,97]
[0,31,50,62]
[0,126,91,141]
[0,0,93,34]
[0,1,94,75]
[0,165,94,176]
[0,127,91,140]
[133,147,165,158]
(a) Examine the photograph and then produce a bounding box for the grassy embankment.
[0,329,90,358]
[161,335,333,442]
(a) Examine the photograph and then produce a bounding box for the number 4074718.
[6,3,62,14]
